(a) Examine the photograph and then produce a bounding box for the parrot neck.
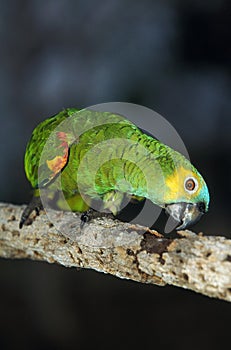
[117,134,167,205]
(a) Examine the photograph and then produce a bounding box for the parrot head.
[162,161,210,231]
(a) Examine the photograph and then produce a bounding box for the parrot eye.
[184,177,198,193]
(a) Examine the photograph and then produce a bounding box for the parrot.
[19,108,209,231]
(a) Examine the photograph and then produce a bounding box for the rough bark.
[0,202,231,302]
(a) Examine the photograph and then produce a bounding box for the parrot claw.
[80,208,115,229]
[80,211,91,229]
[19,196,43,229]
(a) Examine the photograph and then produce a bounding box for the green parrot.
[20,108,209,230]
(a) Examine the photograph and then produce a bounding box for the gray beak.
[165,202,206,231]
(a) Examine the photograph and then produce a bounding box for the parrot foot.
[80,209,115,229]
[19,196,43,229]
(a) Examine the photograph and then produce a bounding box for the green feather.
[24,108,210,216]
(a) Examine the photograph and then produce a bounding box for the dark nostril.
[197,202,205,213]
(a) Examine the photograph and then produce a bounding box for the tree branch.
[0,202,231,302]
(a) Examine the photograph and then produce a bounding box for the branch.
[0,202,231,302]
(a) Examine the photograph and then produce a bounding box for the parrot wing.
[25,109,78,189]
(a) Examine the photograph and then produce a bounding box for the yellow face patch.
[164,166,200,203]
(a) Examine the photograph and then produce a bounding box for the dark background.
[0,1,231,349]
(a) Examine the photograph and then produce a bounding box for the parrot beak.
[165,202,206,230]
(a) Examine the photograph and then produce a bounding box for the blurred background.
[0,0,231,349]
